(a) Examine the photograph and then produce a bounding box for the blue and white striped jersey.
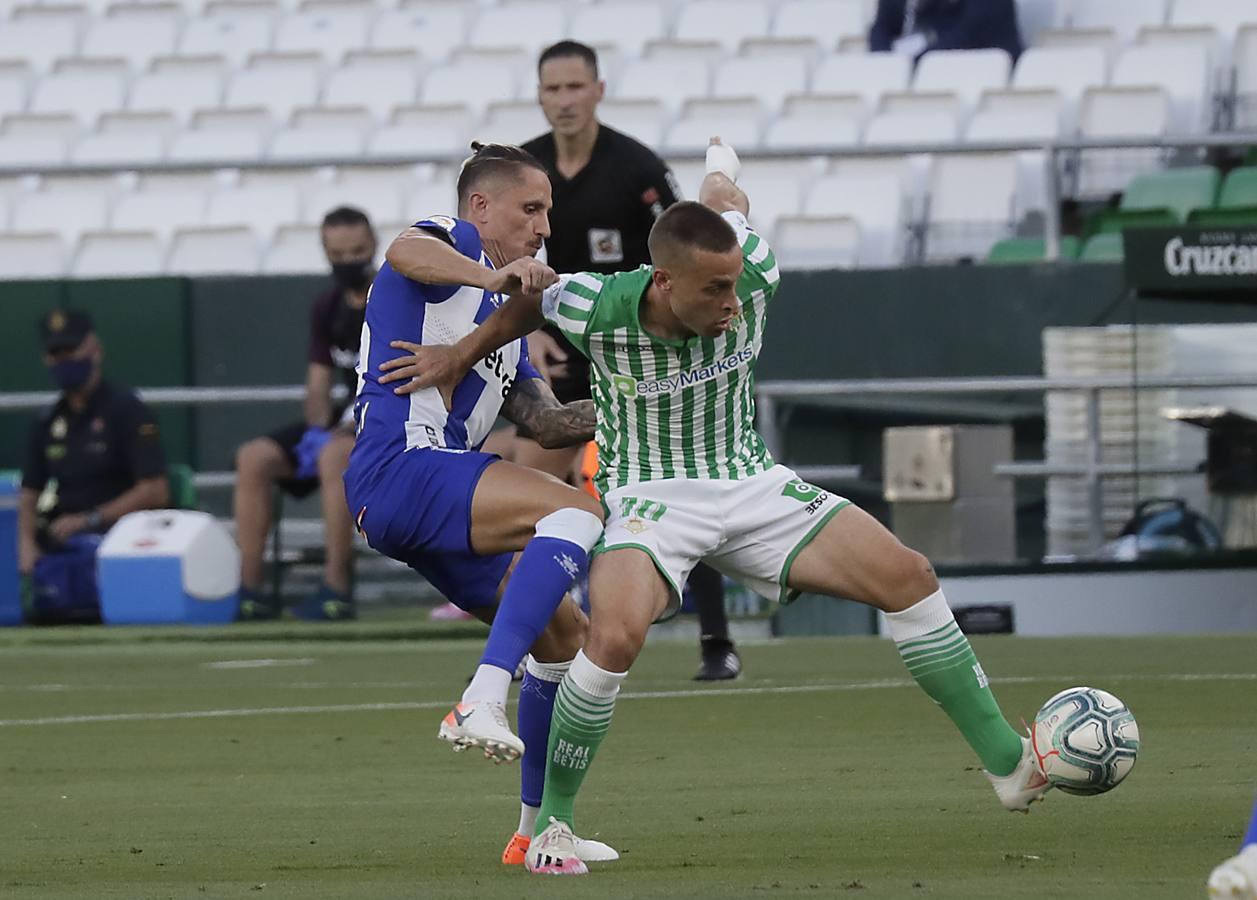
[350,215,540,466]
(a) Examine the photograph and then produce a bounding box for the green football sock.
[535,652,623,835]
[887,591,1024,777]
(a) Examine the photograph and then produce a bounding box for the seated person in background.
[18,309,169,624]
[870,0,1023,61]
[232,207,375,622]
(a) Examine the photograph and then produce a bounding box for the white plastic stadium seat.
[366,103,472,159]
[772,216,861,270]
[1062,0,1167,42]
[736,168,805,236]
[813,54,912,110]
[10,188,110,246]
[468,1,565,55]
[71,230,165,277]
[98,110,180,137]
[179,11,275,68]
[710,57,807,114]
[225,56,324,123]
[273,5,372,64]
[764,94,863,150]
[568,2,666,57]
[805,171,905,267]
[419,61,517,114]
[673,0,771,52]
[205,183,302,237]
[369,6,468,61]
[262,223,324,273]
[127,68,226,123]
[29,64,128,128]
[407,178,458,221]
[110,187,209,239]
[0,64,30,118]
[81,10,181,71]
[1110,44,1210,132]
[1076,86,1171,197]
[480,100,549,145]
[70,132,168,165]
[166,128,267,164]
[597,99,667,148]
[924,153,1018,262]
[663,98,763,153]
[0,18,80,74]
[913,49,1012,108]
[863,106,960,147]
[322,56,420,123]
[268,120,367,162]
[1011,46,1108,128]
[0,232,69,278]
[0,135,71,168]
[1169,0,1256,40]
[772,0,865,42]
[616,58,711,112]
[302,181,405,228]
[167,225,261,275]
[968,89,1061,141]
[642,39,725,65]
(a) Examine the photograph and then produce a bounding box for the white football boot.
[437,701,524,763]
[526,817,589,875]
[1209,845,1257,898]
[985,735,1052,812]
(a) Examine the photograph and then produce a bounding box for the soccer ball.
[1032,686,1140,796]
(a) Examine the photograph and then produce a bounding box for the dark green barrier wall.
[0,278,193,470]
[5,263,1256,479]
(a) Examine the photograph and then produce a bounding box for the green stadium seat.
[1187,168,1257,227]
[167,463,198,510]
[985,236,1081,264]
[1093,166,1221,235]
[1080,232,1125,262]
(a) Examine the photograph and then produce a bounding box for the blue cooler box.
[0,474,20,626]
[98,510,240,625]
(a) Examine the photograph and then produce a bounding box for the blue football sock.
[518,665,562,809]
[1244,794,1257,848]
[480,535,587,673]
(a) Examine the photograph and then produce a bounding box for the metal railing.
[756,373,1257,548]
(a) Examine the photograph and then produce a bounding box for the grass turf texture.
[1,632,1253,899]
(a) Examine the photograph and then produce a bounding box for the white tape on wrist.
[705,142,741,183]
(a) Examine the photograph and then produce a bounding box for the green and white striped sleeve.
[540,272,607,356]
[722,210,781,298]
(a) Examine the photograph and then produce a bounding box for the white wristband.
[705,141,741,183]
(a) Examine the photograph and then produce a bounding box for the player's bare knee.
[236,439,279,482]
[586,621,646,672]
[878,547,939,613]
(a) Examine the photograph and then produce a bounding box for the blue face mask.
[50,357,93,391]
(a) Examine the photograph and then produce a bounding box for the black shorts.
[543,324,592,404]
[267,420,321,499]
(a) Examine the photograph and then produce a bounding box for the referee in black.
[518,39,741,680]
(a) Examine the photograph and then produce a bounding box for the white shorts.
[597,465,850,618]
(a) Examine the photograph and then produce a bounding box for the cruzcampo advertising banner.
[1123,227,1257,298]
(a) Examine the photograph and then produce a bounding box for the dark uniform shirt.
[521,124,681,401]
[22,380,165,546]
[308,286,367,424]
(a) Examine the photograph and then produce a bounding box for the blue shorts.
[345,448,511,611]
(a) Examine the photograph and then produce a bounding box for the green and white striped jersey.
[540,210,781,494]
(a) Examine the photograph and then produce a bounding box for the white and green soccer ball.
[1032,686,1140,796]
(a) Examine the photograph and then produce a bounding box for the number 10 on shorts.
[619,496,668,521]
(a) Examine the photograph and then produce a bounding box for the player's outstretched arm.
[501,376,596,449]
[378,291,549,395]
[386,229,557,295]
[698,137,749,217]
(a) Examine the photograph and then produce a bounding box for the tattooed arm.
[501,376,596,450]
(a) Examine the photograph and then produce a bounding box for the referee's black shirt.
[521,124,681,400]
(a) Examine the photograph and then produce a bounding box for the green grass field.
[2,627,1254,899]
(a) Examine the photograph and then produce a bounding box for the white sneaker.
[526,817,589,875]
[437,701,524,763]
[576,836,620,862]
[1209,845,1257,898]
[985,736,1052,813]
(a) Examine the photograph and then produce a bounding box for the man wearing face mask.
[231,206,374,622]
[18,309,169,624]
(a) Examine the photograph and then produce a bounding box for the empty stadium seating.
[0,0,1252,275]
